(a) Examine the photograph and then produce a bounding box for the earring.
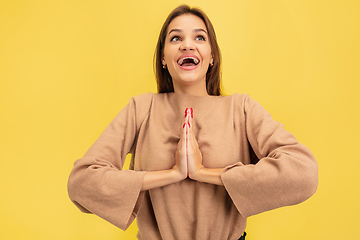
[210,60,214,67]
[163,64,166,69]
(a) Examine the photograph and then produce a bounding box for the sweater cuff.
[112,170,147,230]
[220,162,254,218]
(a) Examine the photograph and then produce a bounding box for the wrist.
[190,167,224,186]
[171,165,187,181]
[189,165,204,181]
[141,168,186,191]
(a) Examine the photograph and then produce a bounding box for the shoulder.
[230,93,256,102]
[125,93,154,128]
[223,94,270,119]
[130,92,172,126]
[229,93,264,110]
[131,92,154,105]
[129,92,156,113]
[131,92,170,104]
[223,93,252,108]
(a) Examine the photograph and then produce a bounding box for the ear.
[161,55,166,66]
[210,54,214,66]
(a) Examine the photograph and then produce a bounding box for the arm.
[141,169,184,191]
[68,94,150,230]
[221,95,318,217]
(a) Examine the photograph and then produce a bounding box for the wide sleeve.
[67,93,152,230]
[221,94,318,218]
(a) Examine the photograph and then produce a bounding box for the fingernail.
[183,123,186,128]
[188,123,191,128]
[190,108,193,118]
[185,108,188,117]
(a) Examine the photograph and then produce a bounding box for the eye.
[170,36,181,42]
[195,35,206,41]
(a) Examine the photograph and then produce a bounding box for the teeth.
[177,57,199,65]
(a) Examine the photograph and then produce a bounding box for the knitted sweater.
[68,92,318,240]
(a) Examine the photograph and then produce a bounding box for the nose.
[180,39,195,51]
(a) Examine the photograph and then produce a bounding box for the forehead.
[167,14,207,33]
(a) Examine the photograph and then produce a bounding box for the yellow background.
[0,0,359,239]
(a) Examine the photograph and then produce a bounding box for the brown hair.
[154,5,222,96]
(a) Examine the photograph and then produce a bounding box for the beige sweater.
[68,93,318,240]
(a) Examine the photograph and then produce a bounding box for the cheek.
[163,50,176,67]
[162,44,170,61]
[200,46,212,62]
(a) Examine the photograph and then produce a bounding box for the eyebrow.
[168,28,207,35]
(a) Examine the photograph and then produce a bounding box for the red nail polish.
[185,108,188,117]
[188,123,191,128]
[190,108,193,118]
[183,123,186,128]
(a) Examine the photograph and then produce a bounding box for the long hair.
[154,5,222,96]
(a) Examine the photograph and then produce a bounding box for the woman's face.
[162,14,213,94]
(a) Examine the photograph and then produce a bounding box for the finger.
[185,109,191,152]
[181,122,186,146]
[181,108,189,138]
[180,108,190,155]
[179,126,187,155]
[184,107,192,134]
[188,107,193,129]
[187,108,197,145]
[182,108,190,129]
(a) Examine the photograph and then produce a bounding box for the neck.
[173,80,209,96]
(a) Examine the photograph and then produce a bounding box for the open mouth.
[177,56,200,67]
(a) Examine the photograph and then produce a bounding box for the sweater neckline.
[167,92,223,99]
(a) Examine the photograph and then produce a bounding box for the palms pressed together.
[174,108,204,180]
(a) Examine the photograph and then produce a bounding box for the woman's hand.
[171,108,223,186]
[172,109,189,180]
[185,108,204,179]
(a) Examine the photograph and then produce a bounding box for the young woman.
[68,5,318,240]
